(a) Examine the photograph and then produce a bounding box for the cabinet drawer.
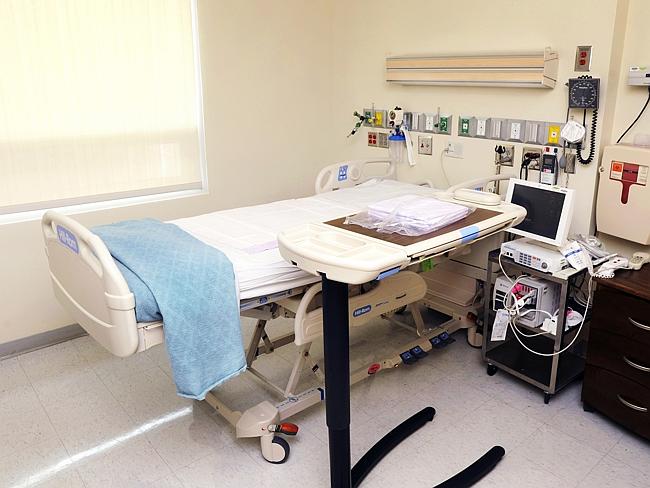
[582,366,650,440]
[586,329,650,387]
[591,288,650,347]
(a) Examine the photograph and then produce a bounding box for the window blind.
[0,0,205,215]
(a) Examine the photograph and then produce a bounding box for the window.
[0,0,205,216]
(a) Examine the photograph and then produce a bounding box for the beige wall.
[597,0,650,256]
[0,0,334,344]
[328,0,625,240]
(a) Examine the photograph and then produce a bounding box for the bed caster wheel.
[487,364,498,376]
[543,392,551,405]
[260,434,290,464]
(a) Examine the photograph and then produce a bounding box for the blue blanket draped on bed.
[93,219,246,400]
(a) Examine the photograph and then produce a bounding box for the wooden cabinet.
[582,267,650,440]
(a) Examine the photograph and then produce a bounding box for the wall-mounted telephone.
[566,76,599,165]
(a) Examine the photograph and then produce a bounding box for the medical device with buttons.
[500,179,575,273]
[596,144,650,245]
[493,275,560,328]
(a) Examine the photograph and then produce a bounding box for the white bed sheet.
[173,179,439,300]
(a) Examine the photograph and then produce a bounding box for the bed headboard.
[314,159,396,194]
[41,211,140,357]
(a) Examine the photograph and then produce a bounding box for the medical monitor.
[505,179,575,247]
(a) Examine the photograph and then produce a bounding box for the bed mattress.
[172,179,439,300]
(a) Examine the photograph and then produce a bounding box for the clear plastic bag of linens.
[344,194,473,236]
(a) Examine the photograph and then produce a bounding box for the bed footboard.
[41,211,143,357]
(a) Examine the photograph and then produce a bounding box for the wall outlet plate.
[418,135,433,155]
[575,45,592,72]
[495,144,514,166]
[377,132,389,148]
[367,131,378,147]
[522,145,542,170]
[446,141,464,158]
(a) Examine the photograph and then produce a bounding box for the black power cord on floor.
[617,86,650,144]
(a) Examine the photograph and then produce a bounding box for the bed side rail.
[41,211,140,357]
[315,159,396,194]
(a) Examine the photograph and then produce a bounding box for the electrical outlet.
[376,132,389,148]
[423,113,436,132]
[367,131,377,147]
[418,135,433,155]
[522,146,542,170]
[495,144,514,166]
[476,118,487,138]
[446,141,464,158]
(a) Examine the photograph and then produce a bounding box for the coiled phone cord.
[576,108,597,165]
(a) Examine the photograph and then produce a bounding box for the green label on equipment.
[421,259,435,272]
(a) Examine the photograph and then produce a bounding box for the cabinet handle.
[629,317,650,331]
[617,395,648,413]
[623,356,650,373]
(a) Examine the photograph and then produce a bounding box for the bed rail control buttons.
[410,346,428,359]
[268,423,299,436]
[400,351,418,364]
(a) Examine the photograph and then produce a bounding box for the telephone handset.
[566,76,599,165]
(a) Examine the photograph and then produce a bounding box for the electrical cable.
[508,276,593,357]
[440,148,451,187]
[616,85,650,144]
[576,109,597,165]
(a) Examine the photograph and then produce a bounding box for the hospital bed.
[41,158,525,467]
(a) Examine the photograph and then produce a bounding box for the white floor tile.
[0,384,59,459]
[547,401,624,454]
[75,437,171,488]
[175,445,275,488]
[18,340,105,405]
[146,404,236,470]
[577,454,650,488]
[474,450,565,488]
[44,380,136,453]
[0,437,84,488]
[73,335,158,382]
[607,431,650,477]
[515,424,605,486]
[102,366,193,425]
[0,357,30,393]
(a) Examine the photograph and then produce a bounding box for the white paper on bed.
[172,179,439,299]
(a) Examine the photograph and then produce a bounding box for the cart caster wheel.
[487,364,498,376]
[265,436,290,464]
[544,392,551,405]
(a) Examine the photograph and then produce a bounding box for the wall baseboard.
[0,324,87,360]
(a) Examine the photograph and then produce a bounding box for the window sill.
[0,187,209,225]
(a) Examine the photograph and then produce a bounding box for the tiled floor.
[1,315,649,488]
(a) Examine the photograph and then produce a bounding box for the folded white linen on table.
[364,194,472,235]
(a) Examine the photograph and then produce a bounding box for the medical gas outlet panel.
[362,107,568,148]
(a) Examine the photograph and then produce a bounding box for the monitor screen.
[510,184,566,241]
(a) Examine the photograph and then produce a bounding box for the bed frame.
[40,159,517,464]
